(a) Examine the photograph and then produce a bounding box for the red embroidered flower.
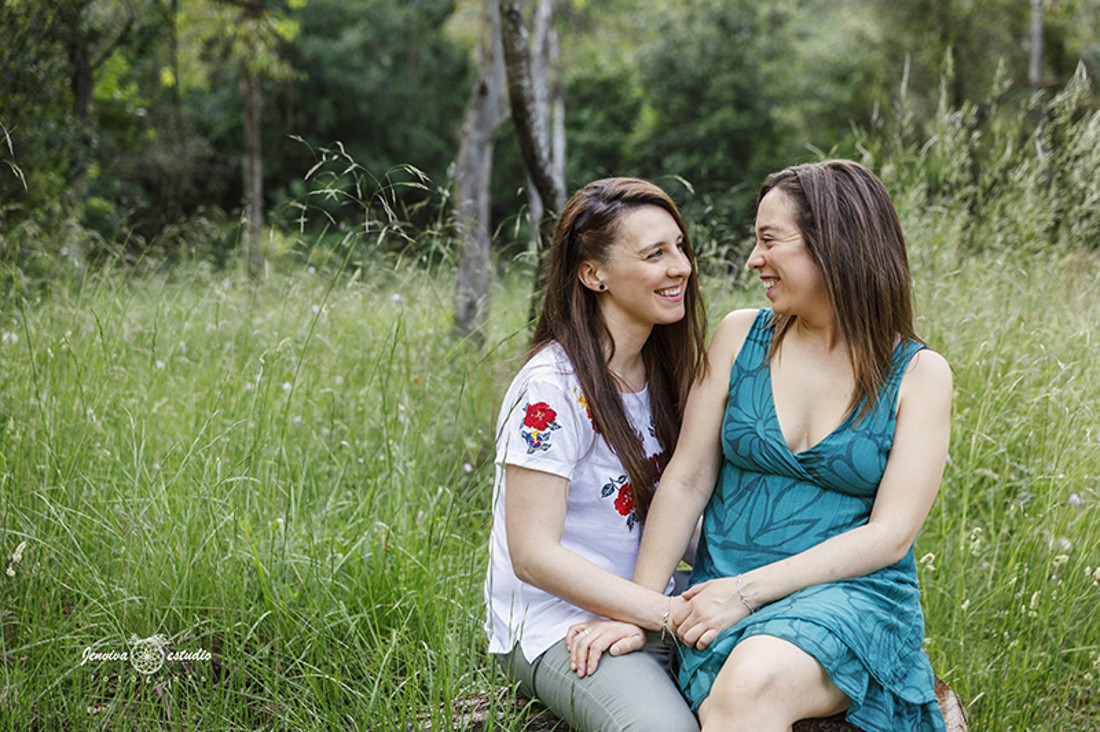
[614,483,635,516]
[648,451,668,479]
[524,402,557,431]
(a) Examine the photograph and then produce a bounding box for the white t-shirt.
[483,342,669,662]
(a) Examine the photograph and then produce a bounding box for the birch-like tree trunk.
[240,0,265,276]
[526,0,564,258]
[499,0,564,320]
[454,0,507,344]
[1029,0,1044,93]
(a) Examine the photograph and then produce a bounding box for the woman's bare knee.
[699,636,848,731]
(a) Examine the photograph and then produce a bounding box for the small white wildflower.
[244,382,254,392]
[390,293,404,305]
[282,382,292,393]
[333,375,344,386]
[397,404,406,424]
[1053,554,1069,567]
[307,266,316,275]
[1091,566,1100,585]
[463,463,474,473]
[968,526,984,556]
[1,332,17,345]
[221,278,232,288]
[4,566,13,578]
[155,359,165,369]
[60,246,70,256]
[12,542,26,564]
[311,304,321,314]
[919,553,936,572]
[291,415,303,427]
[960,599,970,611]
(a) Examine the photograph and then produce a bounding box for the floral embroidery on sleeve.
[521,401,561,454]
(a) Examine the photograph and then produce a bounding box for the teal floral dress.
[679,309,946,731]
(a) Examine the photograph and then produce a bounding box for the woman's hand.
[674,578,752,650]
[565,620,645,678]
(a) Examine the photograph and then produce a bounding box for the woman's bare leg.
[697,635,849,732]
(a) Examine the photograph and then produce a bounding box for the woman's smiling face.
[747,188,828,316]
[585,204,692,337]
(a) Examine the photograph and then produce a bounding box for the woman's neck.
[789,309,841,353]
[605,332,649,393]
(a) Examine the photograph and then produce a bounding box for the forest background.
[1,0,1099,730]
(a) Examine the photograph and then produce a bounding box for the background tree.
[499,0,565,312]
[453,0,508,344]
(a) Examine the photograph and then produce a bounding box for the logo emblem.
[128,634,168,675]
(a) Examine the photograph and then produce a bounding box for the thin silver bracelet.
[735,574,757,614]
[659,595,673,641]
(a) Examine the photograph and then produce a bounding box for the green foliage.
[270,0,469,228]
[0,0,84,216]
[856,64,1100,254]
[5,0,1100,269]
[633,0,798,207]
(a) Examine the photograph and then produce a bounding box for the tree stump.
[791,676,968,731]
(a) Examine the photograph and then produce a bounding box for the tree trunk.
[526,0,564,266]
[240,0,265,276]
[454,0,507,345]
[499,0,564,321]
[68,34,94,121]
[1029,0,1044,92]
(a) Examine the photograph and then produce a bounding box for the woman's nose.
[670,247,692,276]
[746,244,764,270]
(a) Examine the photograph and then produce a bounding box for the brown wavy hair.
[758,160,922,420]
[528,177,707,522]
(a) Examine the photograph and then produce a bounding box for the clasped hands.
[566,577,752,677]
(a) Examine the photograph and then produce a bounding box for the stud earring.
[598,284,606,291]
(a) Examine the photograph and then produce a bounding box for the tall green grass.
[2,234,1097,730]
[0,262,531,729]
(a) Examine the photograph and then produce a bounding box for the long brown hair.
[529,177,707,521]
[758,160,921,420]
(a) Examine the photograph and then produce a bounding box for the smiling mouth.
[657,286,682,297]
[761,278,778,294]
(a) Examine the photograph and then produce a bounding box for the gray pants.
[494,630,699,732]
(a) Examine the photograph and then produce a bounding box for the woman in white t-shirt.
[484,177,707,731]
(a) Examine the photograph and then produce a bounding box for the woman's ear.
[577,260,606,293]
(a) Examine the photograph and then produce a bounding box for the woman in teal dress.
[620,160,952,730]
